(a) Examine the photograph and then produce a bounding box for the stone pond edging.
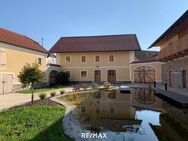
[51,93,94,141]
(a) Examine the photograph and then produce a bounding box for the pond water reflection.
[60,87,188,141]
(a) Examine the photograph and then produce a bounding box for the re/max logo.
[81,132,107,139]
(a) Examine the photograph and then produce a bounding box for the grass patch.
[16,85,70,94]
[0,105,73,141]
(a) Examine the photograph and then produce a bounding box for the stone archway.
[49,70,58,85]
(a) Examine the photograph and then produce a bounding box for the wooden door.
[108,70,116,83]
[182,70,187,88]
[134,66,155,83]
[94,70,101,82]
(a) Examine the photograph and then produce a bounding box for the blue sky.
[0,0,187,51]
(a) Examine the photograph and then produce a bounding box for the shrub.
[50,92,56,97]
[93,91,101,98]
[60,90,65,94]
[72,94,77,100]
[108,91,116,99]
[55,71,70,85]
[103,81,111,89]
[39,93,46,99]
[90,83,99,90]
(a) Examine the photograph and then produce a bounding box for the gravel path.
[0,87,73,112]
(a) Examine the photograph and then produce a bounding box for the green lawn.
[16,85,69,94]
[0,105,73,141]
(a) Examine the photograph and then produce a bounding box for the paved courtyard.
[0,87,73,112]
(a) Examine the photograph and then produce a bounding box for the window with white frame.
[81,56,86,63]
[81,71,87,77]
[38,58,42,65]
[95,55,100,62]
[109,55,114,62]
[65,56,71,63]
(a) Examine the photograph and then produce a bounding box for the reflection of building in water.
[78,88,166,135]
[79,89,136,120]
[79,88,165,119]
[132,88,164,112]
[134,88,156,104]
[78,89,143,132]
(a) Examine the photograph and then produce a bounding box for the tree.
[18,63,44,104]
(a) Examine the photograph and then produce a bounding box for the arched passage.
[49,70,58,85]
[134,66,155,83]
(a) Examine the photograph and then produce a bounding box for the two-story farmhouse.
[0,28,48,94]
[49,34,141,83]
[149,10,188,88]
[49,34,162,83]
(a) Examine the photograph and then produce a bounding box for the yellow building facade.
[0,28,47,94]
[56,51,135,82]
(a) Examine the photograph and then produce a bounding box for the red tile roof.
[0,28,47,53]
[135,50,158,61]
[49,34,141,53]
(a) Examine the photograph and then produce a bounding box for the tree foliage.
[18,63,44,87]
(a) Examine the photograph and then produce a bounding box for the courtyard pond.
[59,87,188,141]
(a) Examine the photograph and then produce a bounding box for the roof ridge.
[50,34,141,53]
[0,28,41,45]
[0,28,47,53]
[59,34,137,39]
